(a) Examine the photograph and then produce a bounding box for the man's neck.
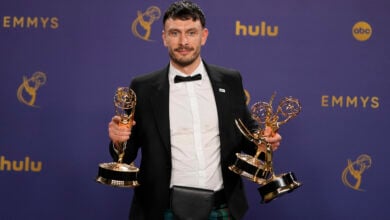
[171,57,202,75]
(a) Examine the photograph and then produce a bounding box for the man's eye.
[188,31,196,36]
[169,31,178,37]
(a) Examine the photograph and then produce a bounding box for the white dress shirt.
[168,61,223,191]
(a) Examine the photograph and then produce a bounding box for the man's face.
[162,18,208,68]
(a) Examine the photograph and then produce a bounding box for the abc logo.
[352,21,372,41]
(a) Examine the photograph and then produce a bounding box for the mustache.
[174,46,194,51]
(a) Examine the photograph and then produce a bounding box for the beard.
[168,45,201,68]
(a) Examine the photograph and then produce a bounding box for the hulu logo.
[235,21,278,37]
[0,156,42,172]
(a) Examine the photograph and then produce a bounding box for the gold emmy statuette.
[96,87,140,187]
[229,93,302,203]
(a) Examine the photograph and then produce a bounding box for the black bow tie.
[174,74,202,83]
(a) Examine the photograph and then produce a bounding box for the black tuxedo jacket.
[110,61,257,220]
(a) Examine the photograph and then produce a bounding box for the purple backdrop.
[1,0,389,219]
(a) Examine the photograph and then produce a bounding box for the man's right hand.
[108,116,134,146]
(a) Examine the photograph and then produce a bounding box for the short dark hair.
[163,0,206,28]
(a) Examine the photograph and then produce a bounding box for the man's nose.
[178,33,189,44]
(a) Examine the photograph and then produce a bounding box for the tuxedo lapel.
[149,67,171,154]
[205,64,232,159]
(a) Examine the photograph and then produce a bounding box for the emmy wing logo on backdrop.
[341,154,372,191]
[352,21,372,42]
[17,71,47,108]
[131,6,161,41]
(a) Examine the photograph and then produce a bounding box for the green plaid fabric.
[164,204,235,220]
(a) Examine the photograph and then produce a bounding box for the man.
[108,1,282,219]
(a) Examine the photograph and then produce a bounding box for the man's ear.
[162,30,168,47]
[201,28,209,46]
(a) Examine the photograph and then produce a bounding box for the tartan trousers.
[164,204,235,220]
